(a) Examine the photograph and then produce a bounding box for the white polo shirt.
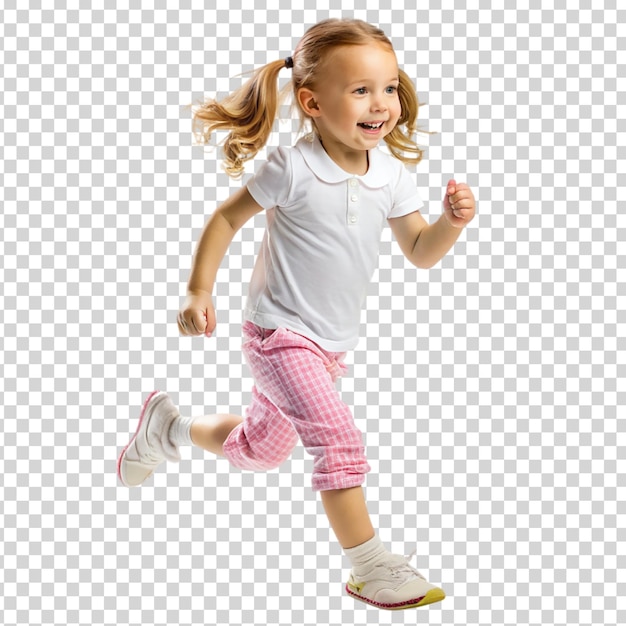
[244,134,423,352]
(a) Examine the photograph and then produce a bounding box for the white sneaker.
[346,551,446,610]
[117,391,182,487]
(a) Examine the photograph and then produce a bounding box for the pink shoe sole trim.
[117,390,162,485]
[346,586,445,610]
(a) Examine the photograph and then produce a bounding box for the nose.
[370,94,388,112]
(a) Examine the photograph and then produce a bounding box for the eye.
[386,85,398,94]
[353,87,367,95]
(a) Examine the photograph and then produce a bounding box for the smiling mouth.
[357,122,384,130]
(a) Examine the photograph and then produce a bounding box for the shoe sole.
[117,390,164,487]
[346,585,445,610]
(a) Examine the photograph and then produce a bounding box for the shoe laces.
[375,550,426,582]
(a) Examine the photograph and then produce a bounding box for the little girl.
[118,18,475,611]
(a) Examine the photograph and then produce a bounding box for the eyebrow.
[347,76,400,86]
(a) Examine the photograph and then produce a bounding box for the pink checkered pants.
[222,321,371,491]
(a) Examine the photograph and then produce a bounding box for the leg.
[320,486,375,549]
[220,386,299,471]
[187,387,299,470]
[118,392,242,486]
[243,327,371,492]
[190,413,243,456]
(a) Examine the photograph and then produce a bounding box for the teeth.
[359,122,383,129]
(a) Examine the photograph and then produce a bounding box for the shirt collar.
[295,133,394,189]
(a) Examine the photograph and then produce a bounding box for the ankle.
[168,414,195,448]
[344,535,389,575]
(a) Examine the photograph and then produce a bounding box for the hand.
[177,290,216,337]
[443,179,476,229]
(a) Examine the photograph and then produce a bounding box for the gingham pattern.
[223,322,369,491]
[1,3,622,626]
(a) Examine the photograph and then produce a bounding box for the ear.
[297,88,321,118]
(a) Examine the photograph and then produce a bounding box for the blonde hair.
[191,19,430,178]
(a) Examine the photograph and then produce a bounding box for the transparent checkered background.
[1,2,623,625]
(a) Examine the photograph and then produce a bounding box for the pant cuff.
[312,472,367,492]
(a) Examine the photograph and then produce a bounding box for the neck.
[317,135,369,176]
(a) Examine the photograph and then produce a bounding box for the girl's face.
[303,43,402,169]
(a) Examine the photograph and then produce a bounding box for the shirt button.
[349,215,358,223]
[350,194,358,202]
[350,179,358,187]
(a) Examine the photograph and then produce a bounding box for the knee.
[250,430,299,470]
[215,416,246,456]
[223,422,298,472]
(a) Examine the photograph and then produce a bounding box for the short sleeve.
[246,146,293,210]
[387,164,424,219]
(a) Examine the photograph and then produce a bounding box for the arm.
[389,180,475,269]
[178,186,264,336]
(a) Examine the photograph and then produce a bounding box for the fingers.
[449,197,473,211]
[177,309,209,336]
[444,180,475,228]
[449,193,474,214]
[447,182,471,207]
[451,207,472,221]
[177,313,192,336]
[449,195,473,214]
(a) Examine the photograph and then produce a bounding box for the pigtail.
[191,59,287,178]
[383,69,433,167]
